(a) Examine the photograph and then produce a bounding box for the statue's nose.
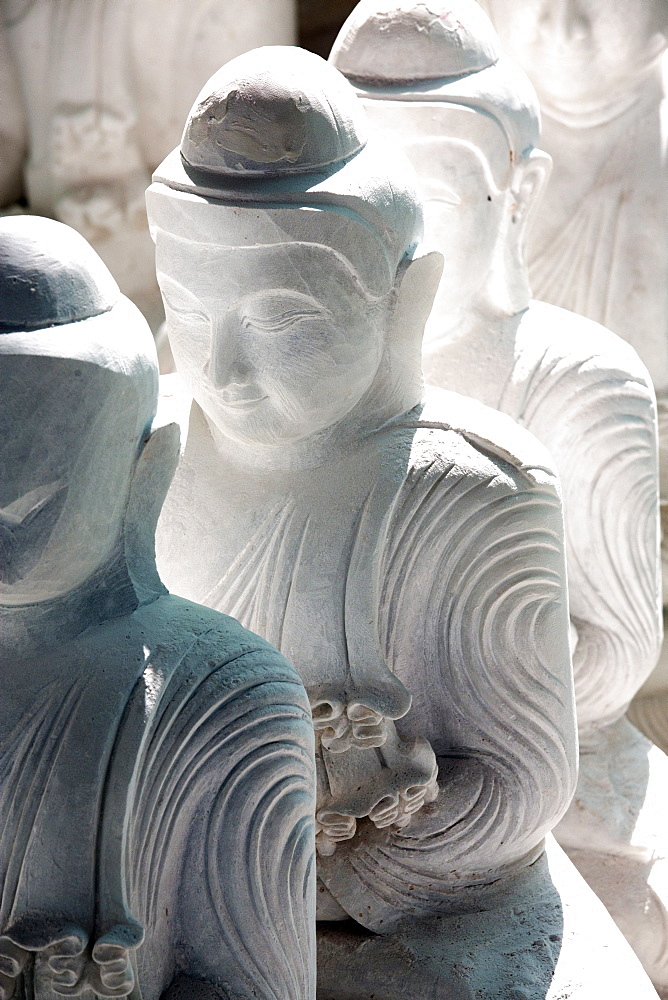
[539,0,590,42]
[207,312,252,391]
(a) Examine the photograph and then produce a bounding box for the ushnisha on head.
[330,0,552,320]
[0,216,165,609]
[146,45,442,451]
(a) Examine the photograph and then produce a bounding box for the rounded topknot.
[0,216,118,333]
[149,45,424,291]
[181,45,368,177]
[330,0,501,83]
[330,0,541,159]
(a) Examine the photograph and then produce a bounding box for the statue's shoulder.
[392,386,560,494]
[131,594,303,687]
[519,300,652,385]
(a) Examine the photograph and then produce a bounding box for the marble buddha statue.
[149,45,660,997]
[330,0,668,990]
[0,216,315,1000]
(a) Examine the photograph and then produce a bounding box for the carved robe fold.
[158,386,577,927]
[0,595,315,1000]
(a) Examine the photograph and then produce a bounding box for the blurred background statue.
[476,2,668,728]
[0,0,295,350]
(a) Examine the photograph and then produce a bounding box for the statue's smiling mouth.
[220,384,268,409]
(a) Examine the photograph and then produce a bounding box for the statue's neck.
[540,60,664,133]
[423,303,523,408]
[0,549,140,660]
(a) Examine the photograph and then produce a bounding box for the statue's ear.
[390,249,444,349]
[510,149,552,234]
[124,409,181,604]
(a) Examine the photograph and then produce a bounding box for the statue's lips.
[220,386,268,410]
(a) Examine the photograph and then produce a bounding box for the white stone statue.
[149,44,658,997]
[330,0,668,990]
[0,216,315,1000]
[474,0,668,611]
[0,0,295,336]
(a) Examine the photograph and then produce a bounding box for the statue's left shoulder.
[409,385,561,493]
[132,593,304,690]
[518,301,653,388]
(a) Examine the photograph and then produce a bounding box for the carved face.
[156,236,387,446]
[365,102,511,324]
[0,350,143,605]
[483,0,667,110]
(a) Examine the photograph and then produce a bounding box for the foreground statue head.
[0,216,315,1000]
[331,2,666,991]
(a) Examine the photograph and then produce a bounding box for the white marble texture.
[330,0,667,992]
[149,43,658,996]
[0,215,315,1000]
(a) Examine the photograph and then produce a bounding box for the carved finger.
[45,927,88,959]
[87,959,134,999]
[400,785,429,814]
[47,952,87,996]
[0,939,28,979]
[349,722,387,748]
[315,832,338,857]
[320,726,354,753]
[310,699,346,729]
[316,810,357,844]
[368,794,401,829]
[346,703,383,725]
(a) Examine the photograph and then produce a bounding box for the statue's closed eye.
[0,482,68,585]
[161,290,210,325]
[243,307,330,333]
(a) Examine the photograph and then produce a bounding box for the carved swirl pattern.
[501,316,662,729]
[0,620,316,1000]
[319,416,577,925]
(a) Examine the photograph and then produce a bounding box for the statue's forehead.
[156,237,364,303]
[364,100,512,189]
[147,187,396,296]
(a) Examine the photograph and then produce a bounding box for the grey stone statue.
[0,216,316,1000]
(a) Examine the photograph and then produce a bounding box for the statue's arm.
[379,427,578,875]
[318,432,578,923]
[521,344,662,730]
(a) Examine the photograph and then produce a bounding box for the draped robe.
[158,385,577,927]
[0,594,315,1000]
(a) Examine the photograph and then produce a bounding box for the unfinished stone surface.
[330,0,666,991]
[0,215,315,1000]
